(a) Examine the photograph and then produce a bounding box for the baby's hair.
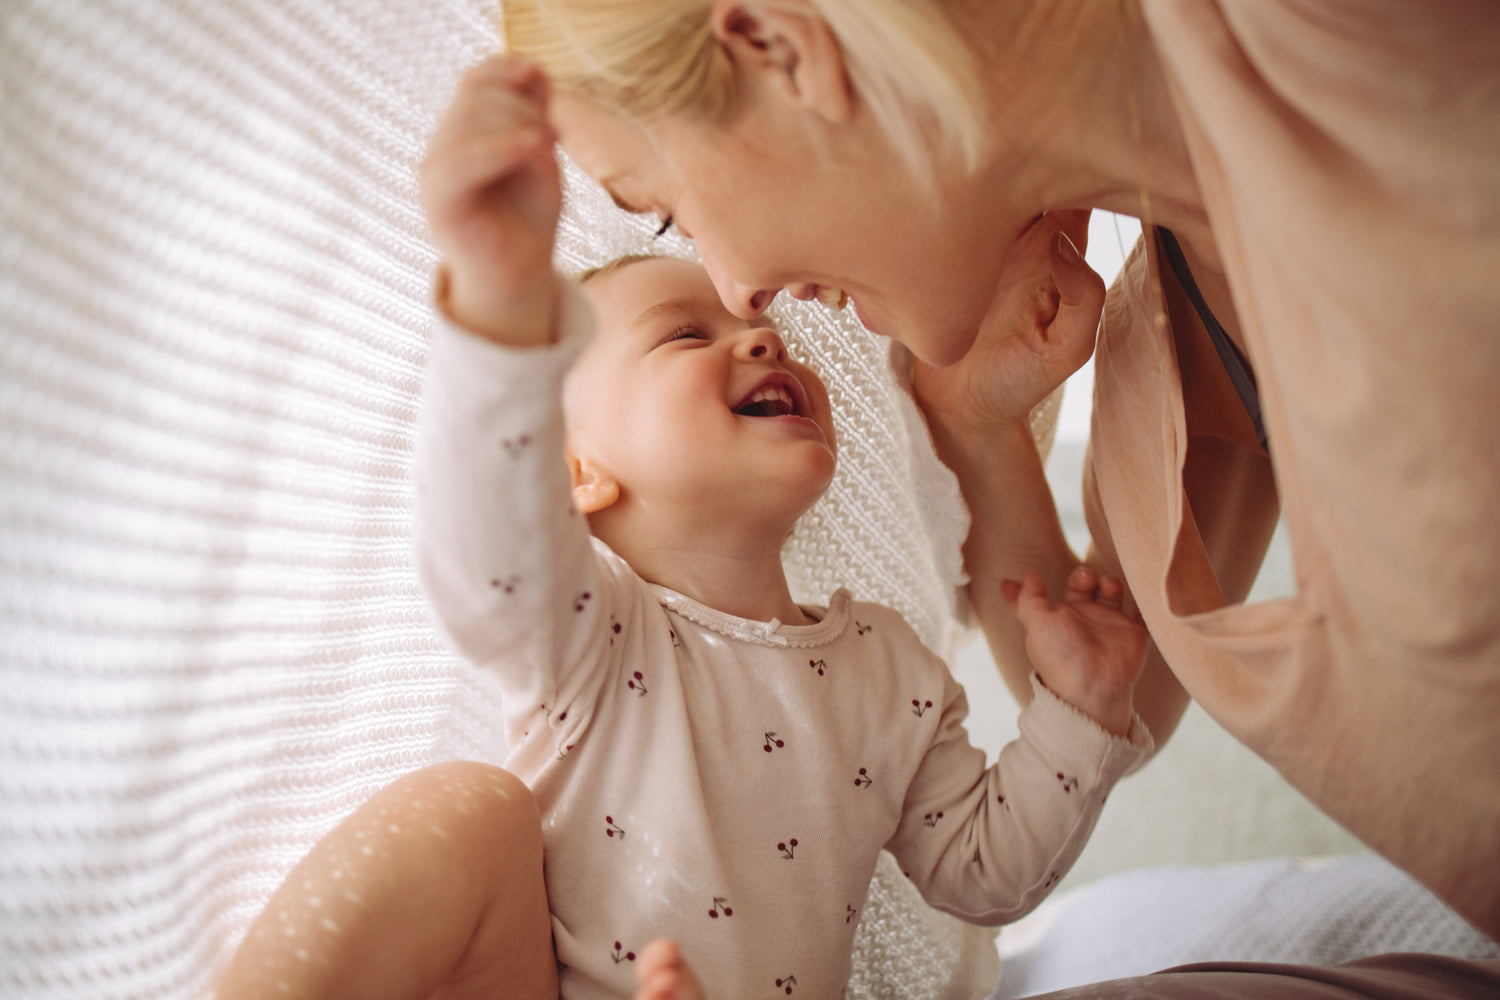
[577,253,666,285]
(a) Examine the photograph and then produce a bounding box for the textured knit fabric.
[0,1,1057,996]
[413,309,1151,1000]
[1085,0,1500,939]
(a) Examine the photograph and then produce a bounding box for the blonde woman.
[495,0,1500,988]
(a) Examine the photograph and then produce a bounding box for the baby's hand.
[419,55,562,346]
[1005,567,1145,737]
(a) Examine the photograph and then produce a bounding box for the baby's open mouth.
[732,378,804,418]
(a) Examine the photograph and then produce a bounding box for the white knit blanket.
[0,2,1071,996]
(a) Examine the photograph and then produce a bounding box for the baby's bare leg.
[216,762,556,1000]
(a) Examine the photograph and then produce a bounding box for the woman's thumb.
[1049,230,1107,356]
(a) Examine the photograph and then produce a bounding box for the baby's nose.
[736,326,787,362]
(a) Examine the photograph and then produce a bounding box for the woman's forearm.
[928,417,1079,705]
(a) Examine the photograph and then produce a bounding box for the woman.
[502,0,1500,982]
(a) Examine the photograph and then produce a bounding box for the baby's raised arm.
[415,56,616,746]
[419,55,562,347]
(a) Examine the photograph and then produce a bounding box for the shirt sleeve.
[887,672,1152,926]
[413,282,622,745]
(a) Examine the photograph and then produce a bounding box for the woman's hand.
[419,55,562,346]
[1007,567,1145,737]
[912,210,1104,438]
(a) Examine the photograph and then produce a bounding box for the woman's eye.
[653,215,675,239]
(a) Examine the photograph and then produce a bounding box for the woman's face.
[554,94,1019,367]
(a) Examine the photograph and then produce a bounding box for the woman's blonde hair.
[502,0,987,175]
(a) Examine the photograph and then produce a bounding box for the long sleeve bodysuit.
[414,303,1151,1000]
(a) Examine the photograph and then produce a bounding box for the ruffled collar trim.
[649,585,852,648]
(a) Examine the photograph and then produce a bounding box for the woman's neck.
[961,0,1217,265]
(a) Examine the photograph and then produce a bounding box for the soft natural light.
[1056,211,1142,443]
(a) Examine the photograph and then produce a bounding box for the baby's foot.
[633,939,705,1000]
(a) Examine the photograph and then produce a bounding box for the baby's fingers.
[1005,572,1056,633]
[1095,573,1125,612]
[1061,565,1099,604]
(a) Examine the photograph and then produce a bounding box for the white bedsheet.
[991,853,1500,999]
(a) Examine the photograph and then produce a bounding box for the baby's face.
[568,258,837,524]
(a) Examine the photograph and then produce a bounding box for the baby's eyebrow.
[630,296,703,331]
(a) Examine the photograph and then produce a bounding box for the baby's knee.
[387,761,542,859]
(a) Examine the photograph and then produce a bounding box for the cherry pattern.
[669,627,681,647]
[855,621,872,636]
[609,618,623,646]
[1057,772,1079,794]
[604,816,625,839]
[777,838,798,860]
[923,811,944,828]
[853,767,872,789]
[488,574,519,595]
[708,896,733,918]
[626,670,647,697]
[996,793,1009,810]
[845,904,857,924]
[808,658,828,677]
[573,591,591,612]
[499,434,532,458]
[763,732,785,753]
[611,941,636,964]
[775,975,798,995]
[911,698,933,717]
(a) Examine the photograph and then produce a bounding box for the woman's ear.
[568,451,621,515]
[708,1,851,124]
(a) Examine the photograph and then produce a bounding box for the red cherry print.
[856,621,872,635]
[574,591,591,612]
[1056,772,1078,793]
[627,670,648,696]
[763,732,785,753]
[611,941,636,963]
[776,974,798,994]
[846,904,857,923]
[854,767,872,788]
[923,811,944,827]
[709,896,733,918]
[778,838,798,859]
[808,658,827,676]
[911,699,933,717]
[605,816,625,839]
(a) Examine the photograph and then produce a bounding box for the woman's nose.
[734,326,788,363]
[702,255,779,320]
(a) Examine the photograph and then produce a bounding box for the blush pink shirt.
[1086,0,1500,938]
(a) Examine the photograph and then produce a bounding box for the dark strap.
[1158,227,1267,450]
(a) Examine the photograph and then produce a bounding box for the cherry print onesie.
[415,296,1152,1000]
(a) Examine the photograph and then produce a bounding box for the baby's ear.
[568,450,620,515]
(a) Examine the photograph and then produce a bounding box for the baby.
[215,58,1151,1000]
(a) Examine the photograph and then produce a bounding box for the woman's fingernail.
[1056,231,1082,265]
